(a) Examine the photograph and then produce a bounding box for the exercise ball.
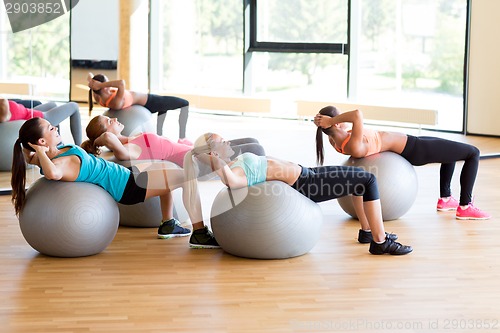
[337,152,418,221]
[0,120,25,171]
[210,181,323,259]
[103,105,154,136]
[19,178,119,257]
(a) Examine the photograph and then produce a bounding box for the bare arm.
[28,143,65,180]
[197,153,248,189]
[88,79,126,109]
[95,132,134,160]
[0,98,11,122]
[315,109,368,157]
[23,148,40,167]
[342,110,368,157]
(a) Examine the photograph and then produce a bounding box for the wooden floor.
[1,111,500,332]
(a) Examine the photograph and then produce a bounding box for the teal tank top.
[229,152,267,186]
[47,145,131,201]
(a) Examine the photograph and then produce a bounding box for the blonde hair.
[182,132,217,208]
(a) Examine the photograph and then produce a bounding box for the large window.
[150,0,243,95]
[353,0,467,131]
[0,9,70,101]
[150,0,468,131]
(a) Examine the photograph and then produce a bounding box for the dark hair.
[80,115,106,155]
[88,74,108,116]
[11,118,44,216]
[315,105,340,165]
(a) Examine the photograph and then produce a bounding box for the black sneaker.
[189,226,220,249]
[358,230,399,244]
[369,237,413,255]
[157,218,191,239]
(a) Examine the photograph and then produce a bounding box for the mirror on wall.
[0,7,71,194]
[0,0,118,195]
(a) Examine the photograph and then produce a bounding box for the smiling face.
[38,118,62,147]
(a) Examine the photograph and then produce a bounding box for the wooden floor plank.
[0,111,499,332]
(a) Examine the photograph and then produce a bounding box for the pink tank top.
[8,100,44,120]
[101,89,134,109]
[127,133,192,167]
[334,128,382,157]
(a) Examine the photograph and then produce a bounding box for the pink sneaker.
[456,204,491,220]
[436,196,459,211]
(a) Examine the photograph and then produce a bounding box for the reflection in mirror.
[0,8,70,194]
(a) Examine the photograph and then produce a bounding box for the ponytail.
[80,139,100,156]
[11,118,44,216]
[11,139,28,217]
[88,74,107,116]
[81,115,106,155]
[315,105,341,166]
[88,88,94,116]
[182,133,215,212]
[316,127,325,166]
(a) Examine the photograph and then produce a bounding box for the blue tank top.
[47,145,131,201]
[229,152,267,186]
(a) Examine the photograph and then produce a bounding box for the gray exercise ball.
[0,120,25,171]
[19,178,119,257]
[211,181,323,259]
[109,159,189,227]
[337,152,418,221]
[103,105,154,136]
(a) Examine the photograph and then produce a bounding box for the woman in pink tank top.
[81,115,265,169]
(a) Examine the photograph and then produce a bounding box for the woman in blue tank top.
[183,133,413,256]
[10,118,219,249]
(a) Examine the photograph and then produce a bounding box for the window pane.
[0,12,70,100]
[151,0,243,95]
[249,52,347,116]
[256,0,348,43]
[355,0,466,131]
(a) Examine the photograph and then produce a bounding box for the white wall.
[70,0,118,60]
[467,0,500,135]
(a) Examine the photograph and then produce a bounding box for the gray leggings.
[35,102,82,145]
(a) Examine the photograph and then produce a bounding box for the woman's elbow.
[44,171,63,181]
[352,109,363,121]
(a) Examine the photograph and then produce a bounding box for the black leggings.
[144,94,189,138]
[401,135,480,205]
[118,169,148,205]
[292,166,379,203]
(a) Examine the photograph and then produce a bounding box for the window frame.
[246,0,349,54]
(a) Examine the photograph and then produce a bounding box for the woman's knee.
[355,172,379,201]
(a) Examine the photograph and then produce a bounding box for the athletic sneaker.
[357,230,399,244]
[189,226,220,249]
[456,204,491,220]
[369,237,413,255]
[436,196,459,211]
[157,218,191,239]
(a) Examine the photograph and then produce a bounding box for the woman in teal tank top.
[10,118,219,249]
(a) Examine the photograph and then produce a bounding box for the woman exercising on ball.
[87,73,190,139]
[11,118,219,248]
[81,115,265,168]
[314,105,490,220]
[182,132,413,255]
